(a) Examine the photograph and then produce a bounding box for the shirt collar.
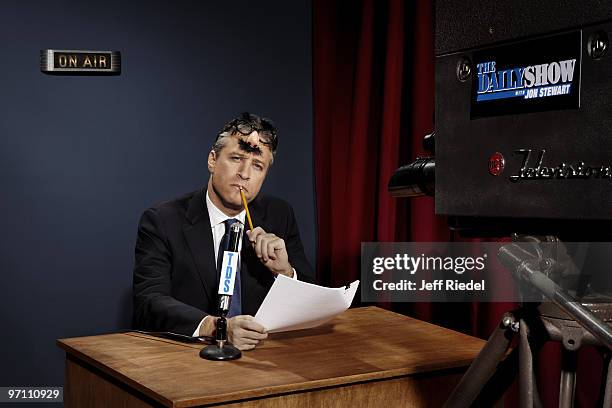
[205,190,246,227]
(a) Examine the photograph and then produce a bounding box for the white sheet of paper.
[254,275,360,333]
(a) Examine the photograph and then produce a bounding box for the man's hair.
[212,112,278,164]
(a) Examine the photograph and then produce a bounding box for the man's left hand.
[246,227,293,277]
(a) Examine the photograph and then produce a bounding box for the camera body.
[433,1,612,234]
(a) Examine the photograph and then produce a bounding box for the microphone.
[218,222,244,315]
[200,221,244,360]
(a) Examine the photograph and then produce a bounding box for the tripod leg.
[603,354,612,408]
[444,313,518,408]
[519,318,534,408]
[472,346,520,407]
[558,349,577,408]
[533,381,543,408]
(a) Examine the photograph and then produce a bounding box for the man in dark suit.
[133,113,314,350]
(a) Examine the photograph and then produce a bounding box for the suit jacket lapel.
[182,189,217,307]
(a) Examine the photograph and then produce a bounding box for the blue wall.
[0,0,314,391]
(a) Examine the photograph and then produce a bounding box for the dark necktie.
[218,218,242,317]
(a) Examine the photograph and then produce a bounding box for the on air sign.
[41,49,121,75]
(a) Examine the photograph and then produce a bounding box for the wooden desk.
[57,307,484,407]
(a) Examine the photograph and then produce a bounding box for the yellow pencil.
[239,188,254,231]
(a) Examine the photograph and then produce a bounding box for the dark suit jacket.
[132,189,314,335]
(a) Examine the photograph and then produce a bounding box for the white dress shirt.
[192,191,296,336]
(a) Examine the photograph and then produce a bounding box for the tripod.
[444,238,612,407]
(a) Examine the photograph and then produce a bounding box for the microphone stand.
[200,222,243,361]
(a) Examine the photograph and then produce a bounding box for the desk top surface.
[57,307,484,407]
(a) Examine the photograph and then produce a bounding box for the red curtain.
[313,0,603,406]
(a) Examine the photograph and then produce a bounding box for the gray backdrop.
[0,0,314,393]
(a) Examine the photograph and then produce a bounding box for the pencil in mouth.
[239,187,254,231]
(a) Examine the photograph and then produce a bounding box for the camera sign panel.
[470,31,581,118]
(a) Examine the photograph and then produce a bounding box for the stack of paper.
[254,275,360,333]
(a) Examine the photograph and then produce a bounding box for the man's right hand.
[227,315,268,350]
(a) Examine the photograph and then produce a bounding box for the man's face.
[207,132,272,213]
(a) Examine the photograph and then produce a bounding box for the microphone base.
[200,344,242,361]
